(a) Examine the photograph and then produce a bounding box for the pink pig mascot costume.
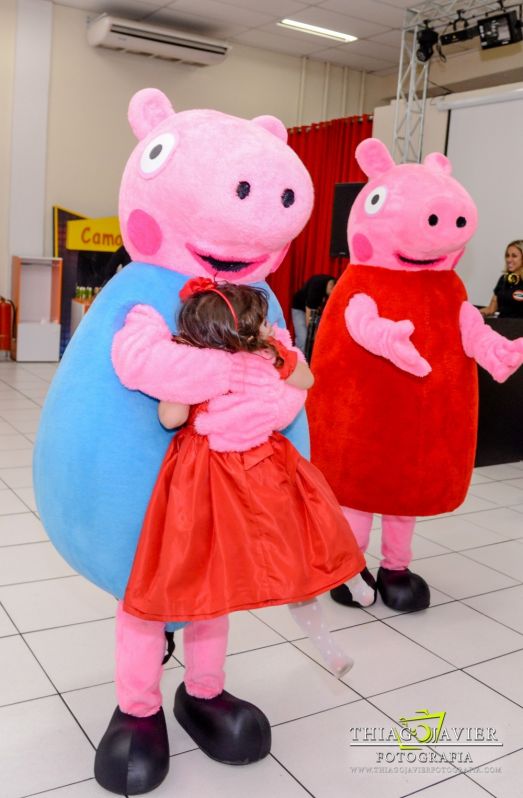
[34,89,314,795]
[308,138,523,613]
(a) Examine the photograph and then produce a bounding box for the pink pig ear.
[423,152,452,175]
[128,89,175,140]
[251,115,288,142]
[356,138,395,178]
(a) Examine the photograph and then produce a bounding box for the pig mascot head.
[308,138,482,614]
[120,88,312,282]
[33,89,313,794]
[348,137,477,271]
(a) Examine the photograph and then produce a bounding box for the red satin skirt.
[124,425,365,622]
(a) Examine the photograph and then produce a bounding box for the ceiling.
[49,0,523,84]
[51,0,419,75]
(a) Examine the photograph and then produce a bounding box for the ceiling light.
[277,19,357,43]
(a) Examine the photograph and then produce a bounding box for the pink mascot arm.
[111,304,262,404]
[345,293,432,377]
[195,347,307,452]
[112,306,305,451]
[460,301,523,382]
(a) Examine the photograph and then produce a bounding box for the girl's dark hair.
[173,283,284,366]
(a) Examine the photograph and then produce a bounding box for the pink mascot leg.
[381,514,416,570]
[343,506,373,552]
[330,507,377,608]
[115,602,166,717]
[377,515,430,612]
[174,613,271,765]
[183,616,228,699]
[95,602,170,794]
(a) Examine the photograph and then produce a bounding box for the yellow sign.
[66,216,122,252]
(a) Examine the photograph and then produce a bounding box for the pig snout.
[416,194,477,253]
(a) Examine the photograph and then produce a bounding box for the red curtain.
[268,114,373,325]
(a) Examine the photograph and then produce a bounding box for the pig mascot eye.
[140,132,177,176]
[364,186,387,215]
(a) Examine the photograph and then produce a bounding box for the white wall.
[10,0,52,262]
[444,86,523,305]
[0,0,17,297]
[372,98,450,160]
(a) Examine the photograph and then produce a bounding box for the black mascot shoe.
[94,706,169,795]
[174,683,271,765]
[330,567,377,607]
[377,567,431,612]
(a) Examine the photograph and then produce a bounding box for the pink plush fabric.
[115,601,166,717]
[195,377,305,452]
[460,301,523,382]
[345,293,431,377]
[112,304,232,404]
[342,507,373,553]
[342,507,416,570]
[115,602,230,711]
[348,139,477,273]
[183,616,229,699]
[112,309,307,450]
[120,89,314,285]
[195,328,307,451]
[381,515,417,570]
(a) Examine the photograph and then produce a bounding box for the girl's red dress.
[124,404,365,622]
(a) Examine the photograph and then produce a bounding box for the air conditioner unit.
[87,14,230,66]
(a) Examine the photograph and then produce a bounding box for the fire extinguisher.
[0,297,16,354]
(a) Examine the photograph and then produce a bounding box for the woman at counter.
[481,240,523,318]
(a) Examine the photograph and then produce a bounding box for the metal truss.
[392,0,518,163]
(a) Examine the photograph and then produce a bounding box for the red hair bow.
[179,276,239,329]
[179,276,216,302]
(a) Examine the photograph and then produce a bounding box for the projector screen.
[445,96,523,306]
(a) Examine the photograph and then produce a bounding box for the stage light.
[416,23,439,62]
[441,9,479,45]
[477,10,522,49]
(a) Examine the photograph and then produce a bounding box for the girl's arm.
[285,361,314,389]
[158,401,190,429]
[267,324,314,389]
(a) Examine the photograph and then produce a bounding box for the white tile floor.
[0,360,522,798]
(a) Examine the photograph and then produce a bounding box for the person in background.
[291,274,336,353]
[101,245,131,286]
[480,240,523,318]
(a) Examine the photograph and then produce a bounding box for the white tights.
[288,598,352,677]
[288,575,374,677]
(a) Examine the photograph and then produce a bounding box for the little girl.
[123,278,373,677]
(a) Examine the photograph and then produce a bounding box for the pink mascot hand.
[345,293,431,377]
[195,351,306,452]
[112,303,232,403]
[460,301,523,383]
